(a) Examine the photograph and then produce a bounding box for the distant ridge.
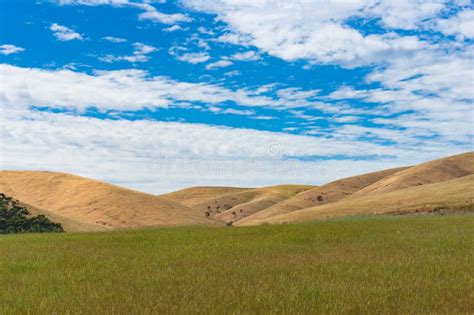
[239,175,474,226]
[1,152,472,231]
[236,167,407,225]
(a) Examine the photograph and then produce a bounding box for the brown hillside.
[160,186,250,207]
[237,174,474,226]
[351,152,474,198]
[236,167,407,225]
[192,185,315,224]
[18,199,110,232]
[0,171,209,231]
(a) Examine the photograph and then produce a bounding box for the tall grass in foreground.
[1,214,473,314]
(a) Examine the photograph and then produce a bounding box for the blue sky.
[0,0,473,193]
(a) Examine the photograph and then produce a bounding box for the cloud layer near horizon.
[0,0,472,193]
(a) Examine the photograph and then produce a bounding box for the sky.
[0,0,473,194]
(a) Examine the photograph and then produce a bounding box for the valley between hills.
[1,151,473,232]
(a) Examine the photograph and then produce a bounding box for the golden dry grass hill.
[350,151,474,198]
[235,167,407,225]
[244,174,474,225]
[160,186,250,207]
[187,185,315,224]
[0,171,209,231]
[237,152,474,226]
[1,152,473,231]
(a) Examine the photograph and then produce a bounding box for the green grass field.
[1,214,473,314]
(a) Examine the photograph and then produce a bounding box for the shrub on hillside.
[0,193,64,234]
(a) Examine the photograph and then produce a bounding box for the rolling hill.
[0,171,209,231]
[207,185,315,224]
[350,151,474,198]
[238,174,474,226]
[161,184,315,225]
[237,152,474,226]
[236,167,407,225]
[1,152,472,231]
[160,186,250,207]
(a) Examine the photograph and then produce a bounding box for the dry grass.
[241,174,474,225]
[159,186,250,207]
[20,200,111,232]
[0,171,209,231]
[1,152,472,230]
[191,184,314,224]
[351,151,474,197]
[237,167,407,225]
[238,152,474,225]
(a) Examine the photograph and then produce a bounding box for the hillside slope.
[2,152,472,230]
[20,199,111,232]
[191,185,315,224]
[0,171,209,231]
[236,167,407,225]
[160,186,250,207]
[351,152,474,198]
[237,174,474,226]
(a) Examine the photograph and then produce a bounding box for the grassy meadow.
[1,214,473,314]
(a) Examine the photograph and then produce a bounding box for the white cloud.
[224,70,241,77]
[184,0,434,67]
[206,59,233,70]
[328,50,474,144]
[103,36,127,43]
[50,23,83,41]
[288,110,320,122]
[3,108,466,194]
[56,0,190,25]
[138,4,191,24]
[133,42,157,54]
[0,44,24,55]
[99,42,157,63]
[333,116,362,123]
[221,108,255,116]
[0,64,278,111]
[231,51,260,61]
[367,0,445,30]
[175,52,210,64]
[163,25,182,32]
[217,32,252,46]
[197,26,214,36]
[252,116,276,120]
[2,63,469,194]
[436,10,474,39]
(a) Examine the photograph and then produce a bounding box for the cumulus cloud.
[103,36,127,43]
[99,42,157,63]
[2,63,471,192]
[4,1,473,193]
[138,5,190,24]
[436,9,474,39]
[0,44,24,55]
[206,59,233,70]
[184,0,435,67]
[3,108,465,194]
[50,23,83,41]
[231,51,260,61]
[163,25,183,32]
[0,64,277,111]
[56,0,191,25]
[328,50,474,145]
[367,0,445,30]
[175,52,210,64]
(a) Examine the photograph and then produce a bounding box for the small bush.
[0,193,64,234]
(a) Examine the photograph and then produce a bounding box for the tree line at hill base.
[0,193,64,234]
